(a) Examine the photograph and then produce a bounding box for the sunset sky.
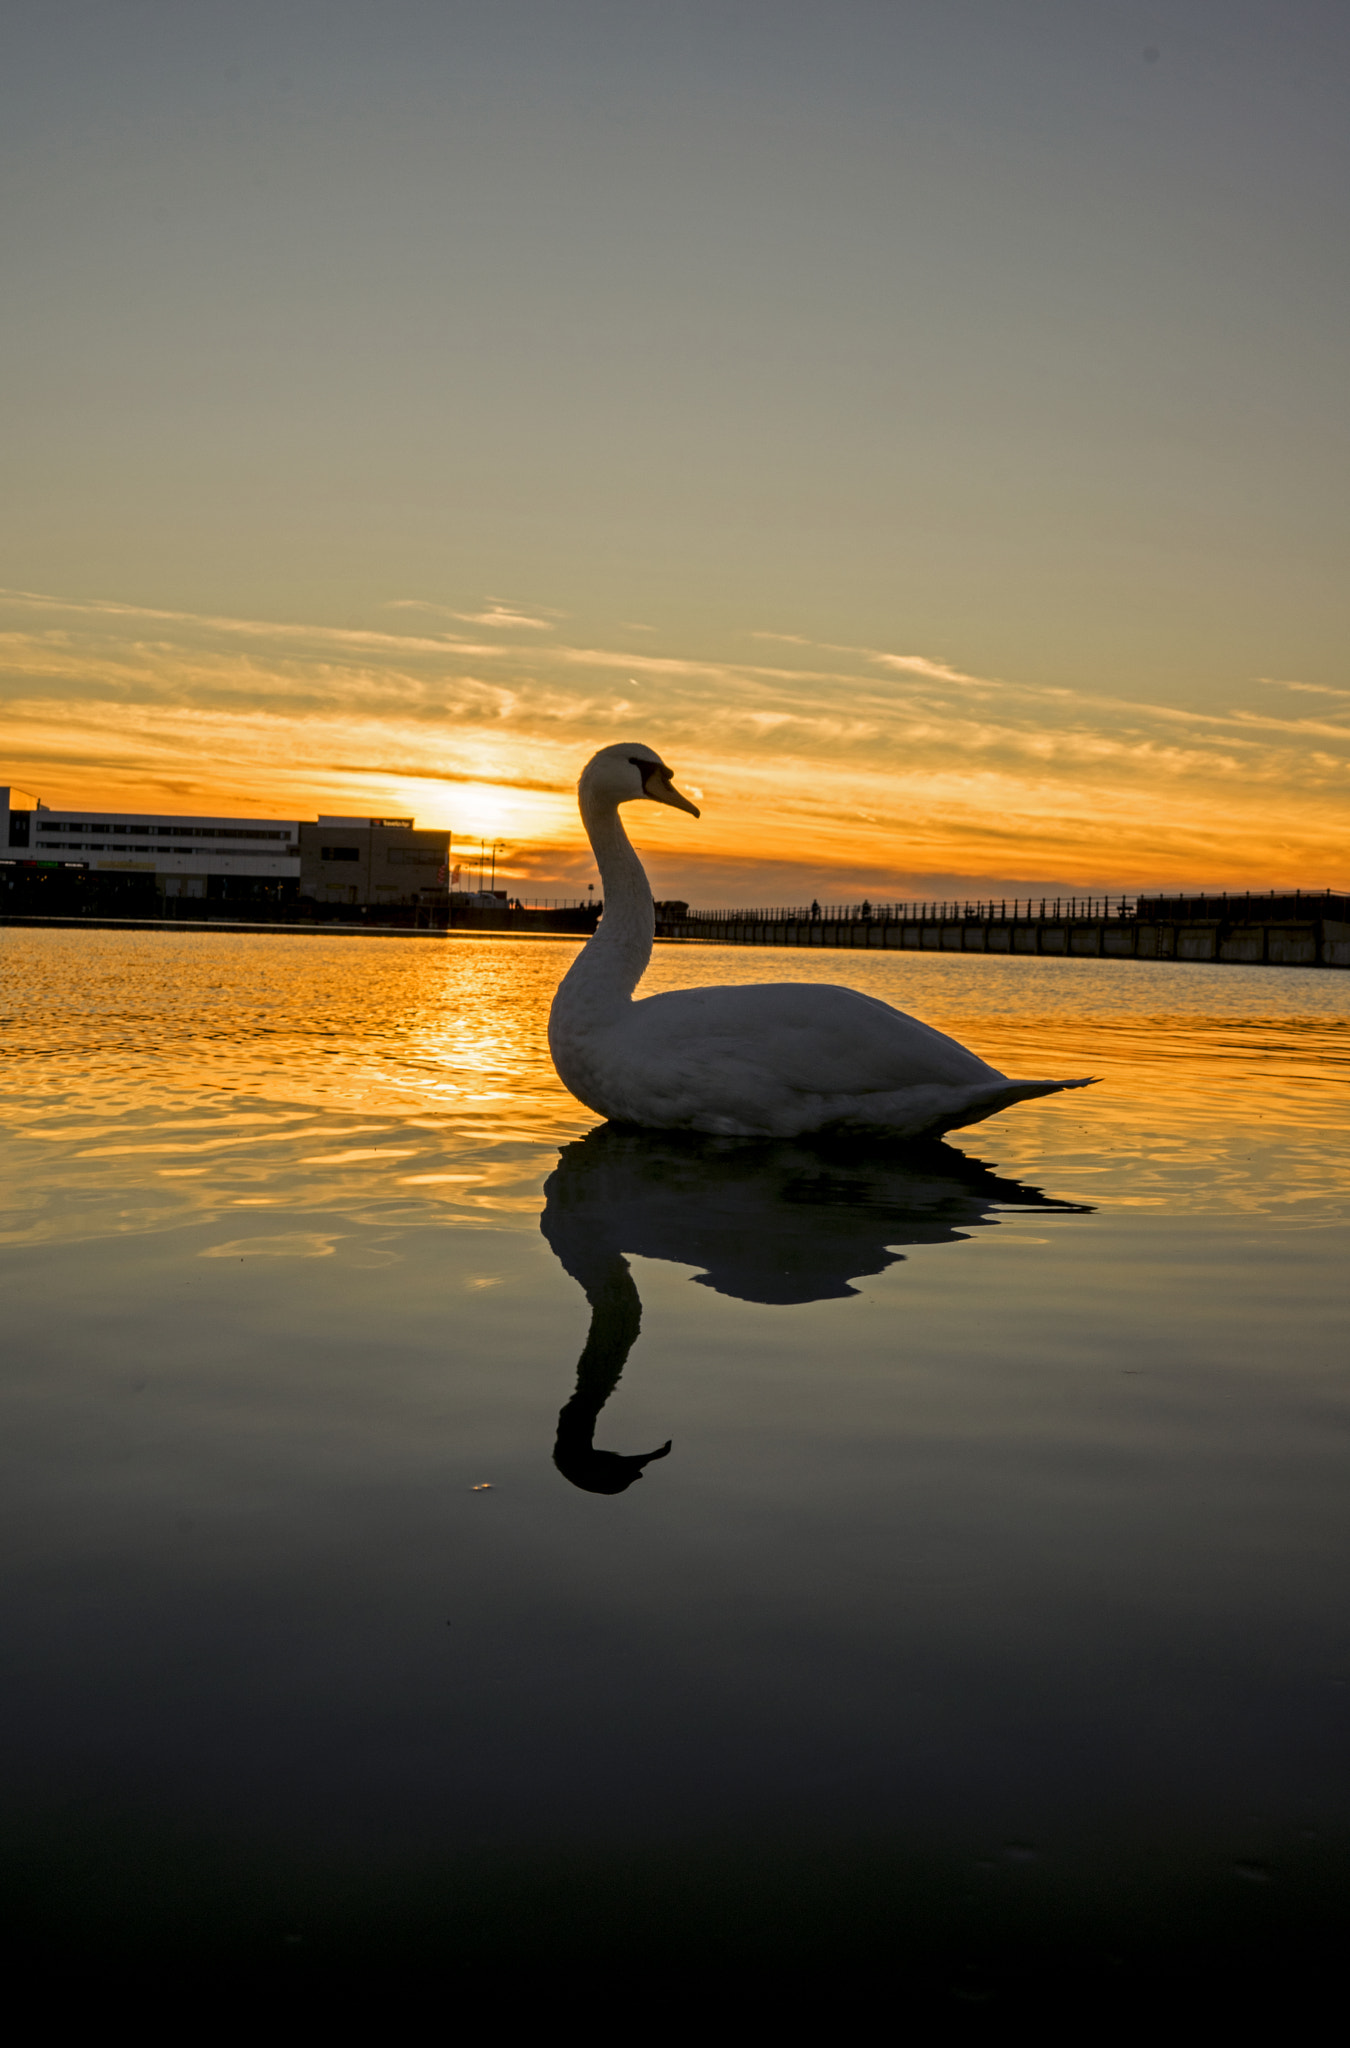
[3,2,1347,905]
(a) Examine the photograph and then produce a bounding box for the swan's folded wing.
[628,981,1002,1096]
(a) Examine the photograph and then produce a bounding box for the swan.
[547,742,1093,1139]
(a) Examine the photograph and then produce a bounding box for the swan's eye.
[628,757,662,781]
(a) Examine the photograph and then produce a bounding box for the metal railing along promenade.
[667,894,1137,927]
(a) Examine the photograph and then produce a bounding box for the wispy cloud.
[869,651,988,686]
[1261,676,1350,701]
[388,596,560,630]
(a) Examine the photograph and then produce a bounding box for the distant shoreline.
[0,913,588,943]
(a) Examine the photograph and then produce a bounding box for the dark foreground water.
[2,930,1347,1998]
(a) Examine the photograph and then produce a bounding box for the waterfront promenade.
[655,892,1350,970]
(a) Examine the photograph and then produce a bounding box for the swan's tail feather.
[933,1075,1097,1136]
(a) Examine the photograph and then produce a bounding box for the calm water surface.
[2,929,1348,1988]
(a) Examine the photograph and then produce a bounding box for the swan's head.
[579,742,700,818]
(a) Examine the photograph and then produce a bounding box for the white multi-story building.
[2,788,299,898]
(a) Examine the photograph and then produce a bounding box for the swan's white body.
[548,744,1092,1140]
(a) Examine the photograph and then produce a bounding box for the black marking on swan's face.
[624,754,701,817]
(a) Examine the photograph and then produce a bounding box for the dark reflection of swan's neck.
[552,1248,672,1495]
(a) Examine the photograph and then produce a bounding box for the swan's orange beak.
[643,766,700,817]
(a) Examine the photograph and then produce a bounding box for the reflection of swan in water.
[541,1124,1089,1493]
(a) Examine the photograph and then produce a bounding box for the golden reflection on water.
[2,928,1348,1250]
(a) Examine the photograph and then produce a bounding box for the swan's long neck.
[553,793,653,1027]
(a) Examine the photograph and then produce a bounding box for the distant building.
[300,817,449,907]
[2,789,450,909]
[2,786,299,901]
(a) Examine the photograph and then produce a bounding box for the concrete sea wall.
[656,913,1350,969]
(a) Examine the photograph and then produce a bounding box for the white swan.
[548,742,1093,1139]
